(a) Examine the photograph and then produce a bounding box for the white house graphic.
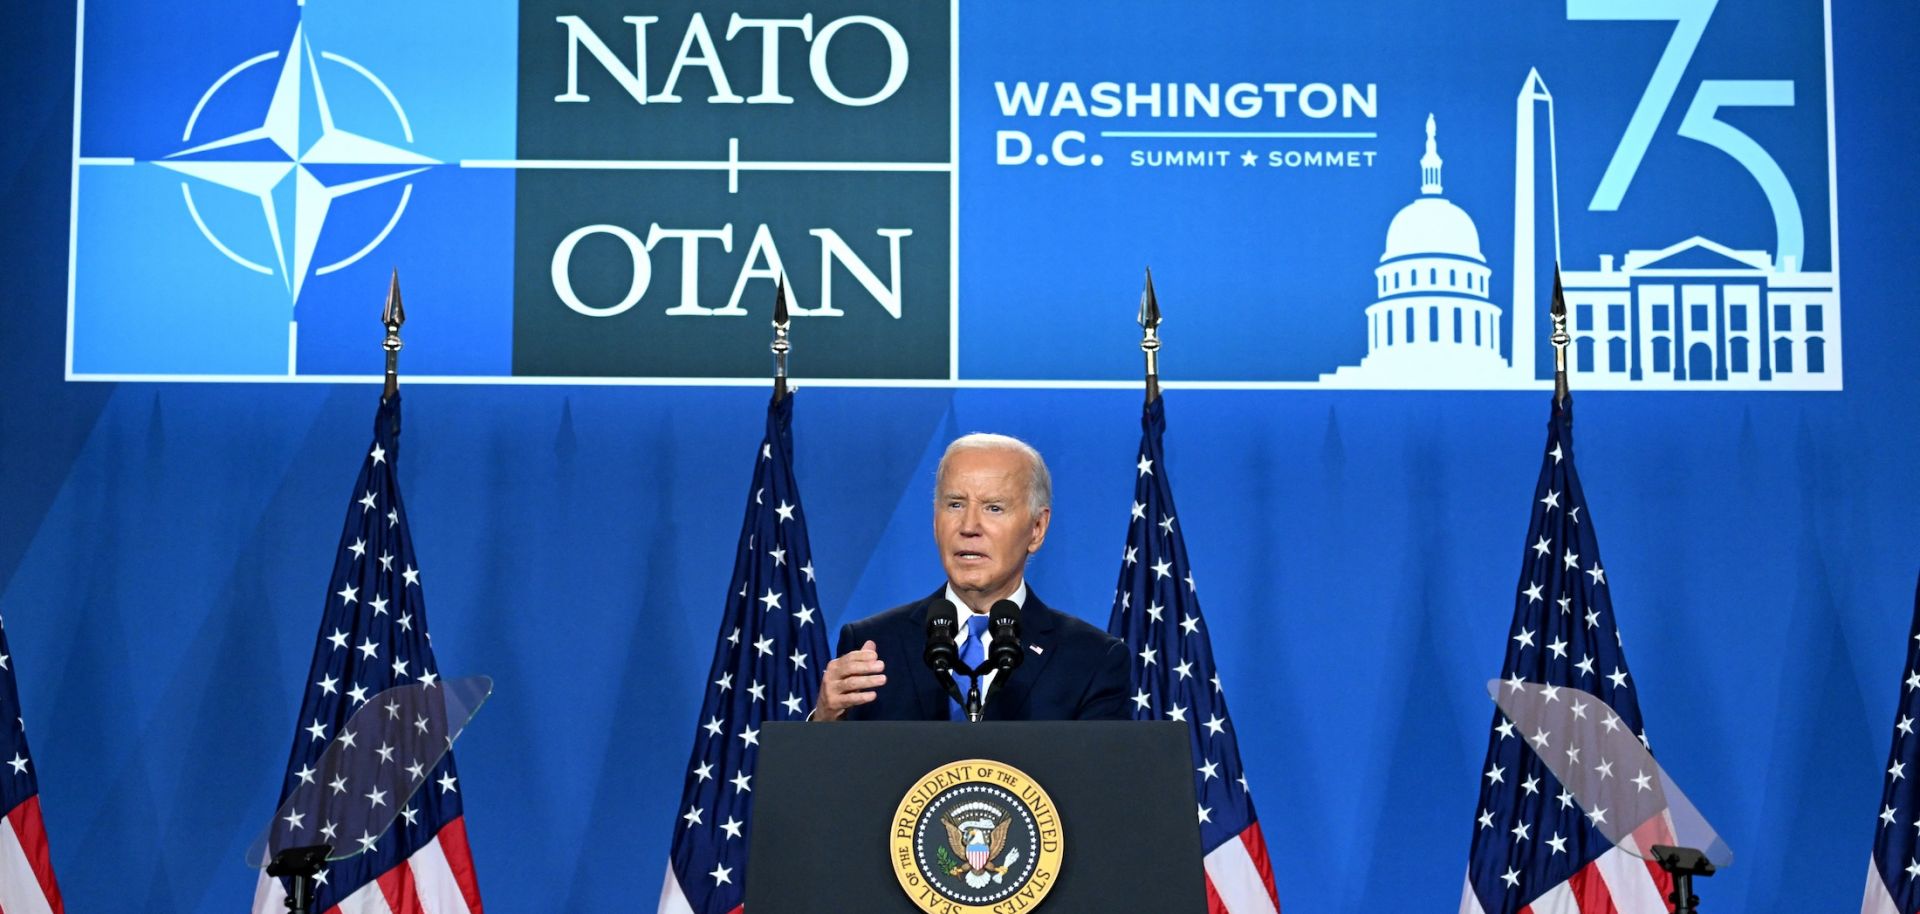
[1558,239,1839,388]
[1322,70,1840,391]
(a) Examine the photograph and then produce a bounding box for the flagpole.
[1549,266,1569,409]
[382,269,405,402]
[659,275,830,914]
[771,277,791,403]
[1139,267,1161,404]
[1107,265,1286,912]
[1544,265,1729,913]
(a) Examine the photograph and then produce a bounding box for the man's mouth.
[954,550,989,562]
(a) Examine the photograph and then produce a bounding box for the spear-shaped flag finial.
[771,276,792,402]
[1548,266,1570,409]
[1139,267,1162,404]
[382,268,406,401]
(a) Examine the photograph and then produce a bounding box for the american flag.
[657,392,830,914]
[253,393,484,914]
[0,615,62,914]
[1106,396,1282,914]
[1861,573,1920,914]
[1460,395,1674,914]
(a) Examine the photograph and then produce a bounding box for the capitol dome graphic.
[1322,114,1518,387]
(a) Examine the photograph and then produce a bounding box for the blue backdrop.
[4,1,1919,910]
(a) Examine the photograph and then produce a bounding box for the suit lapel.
[983,593,1062,721]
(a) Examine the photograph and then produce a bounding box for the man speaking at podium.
[812,434,1131,722]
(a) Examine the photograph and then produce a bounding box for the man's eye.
[985,504,1003,514]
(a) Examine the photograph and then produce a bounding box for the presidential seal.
[890,759,1063,914]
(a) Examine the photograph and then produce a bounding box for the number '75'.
[1568,0,1804,268]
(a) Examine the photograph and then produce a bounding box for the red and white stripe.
[1862,857,1902,914]
[0,797,63,914]
[655,862,742,914]
[1459,819,1676,914]
[252,819,483,914]
[1203,823,1282,914]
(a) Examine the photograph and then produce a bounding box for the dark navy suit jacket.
[834,588,1132,721]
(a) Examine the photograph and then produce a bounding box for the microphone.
[987,599,1023,672]
[924,599,960,673]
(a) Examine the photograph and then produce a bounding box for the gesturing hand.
[812,640,886,721]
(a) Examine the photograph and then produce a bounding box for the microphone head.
[987,600,1023,670]
[988,599,1021,630]
[924,599,960,672]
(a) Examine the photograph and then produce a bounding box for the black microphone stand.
[934,657,1001,723]
[957,650,1023,722]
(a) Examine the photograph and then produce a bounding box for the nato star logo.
[154,25,438,303]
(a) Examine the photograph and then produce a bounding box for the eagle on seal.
[942,813,1013,880]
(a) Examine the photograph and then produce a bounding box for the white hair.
[935,433,1052,513]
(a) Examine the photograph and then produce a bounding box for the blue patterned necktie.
[949,614,991,720]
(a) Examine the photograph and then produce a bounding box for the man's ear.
[1027,507,1051,554]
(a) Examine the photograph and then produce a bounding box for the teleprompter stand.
[1652,845,1716,914]
[267,845,329,914]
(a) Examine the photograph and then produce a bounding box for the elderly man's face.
[934,448,1050,611]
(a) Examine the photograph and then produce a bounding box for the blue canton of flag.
[1107,397,1281,914]
[658,393,831,914]
[0,614,64,913]
[1460,397,1672,914]
[1861,573,1920,914]
[253,394,484,914]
